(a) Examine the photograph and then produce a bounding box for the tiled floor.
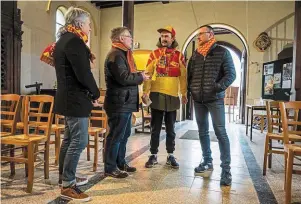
[1,117,301,204]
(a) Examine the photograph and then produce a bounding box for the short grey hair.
[57,7,90,38]
[110,27,130,42]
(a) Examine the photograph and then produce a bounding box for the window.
[56,7,67,41]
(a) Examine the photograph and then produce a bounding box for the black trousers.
[150,108,177,154]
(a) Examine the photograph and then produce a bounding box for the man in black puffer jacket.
[188,25,236,186]
[104,27,149,178]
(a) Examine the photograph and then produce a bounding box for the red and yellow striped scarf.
[112,42,137,73]
[40,24,95,67]
[197,37,216,57]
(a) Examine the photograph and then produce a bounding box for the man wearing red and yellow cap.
[142,26,187,169]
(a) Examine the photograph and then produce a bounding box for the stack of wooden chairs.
[1,94,108,192]
[263,100,301,204]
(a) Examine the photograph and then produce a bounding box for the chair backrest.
[23,95,54,139]
[279,101,301,144]
[89,109,107,129]
[55,114,65,125]
[0,94,21,134]
[266,101,281,133]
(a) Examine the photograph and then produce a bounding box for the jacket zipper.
[201,56,206,103]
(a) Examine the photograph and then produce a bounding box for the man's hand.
[181,96,188,104]
[141,71,151,81]
[142,93,149,105]
[92,100,102,107]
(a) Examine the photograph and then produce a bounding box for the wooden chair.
[279,101,301,204]
[135,103,152,133]
[1,95,54,193]
[37,114,65,165]
[252,99,267,133]
[263,101,301,175]
[0,94,21,136]
[86,109,107,171]
[1,94,22,175]
[224,86,239,122]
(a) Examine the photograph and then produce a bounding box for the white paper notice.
[282,80,291,89]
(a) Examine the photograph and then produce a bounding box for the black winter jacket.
[187,44,236,102]
[104,47,144,113]
[53,32,100,117]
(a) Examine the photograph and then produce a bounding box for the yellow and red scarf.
[40,24,95,67]
[112,42,137,73]
[197,37,216,57]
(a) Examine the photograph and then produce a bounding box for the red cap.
[157,26,176,37]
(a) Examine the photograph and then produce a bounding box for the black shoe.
[145,155,158,168]
[194,162,214,175]
[220,170,232,186]
[118,163,137,172]
[105,169,129,178]
[166,155,179,169]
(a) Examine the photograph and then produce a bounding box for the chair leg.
[27,143,34,193]
[54,130,60,166]
[284,151,288,190]
[263,136,269,175]
[24,146,28,177]
[87,135,90,161]
[285,149,294,204]
[10,145,15,176]
[268,139,272,168]
[44,141,49,179]
[260,117,264,133]
[102,134,106,163]
[93,133,99,172]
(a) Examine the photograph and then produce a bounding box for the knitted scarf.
[112,42,137,73]
[197,37,216,57]
[40,24,95,67]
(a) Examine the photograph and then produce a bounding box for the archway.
[181,23,249,124]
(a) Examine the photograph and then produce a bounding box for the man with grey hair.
[42,6,100,201]
[104,27,149,178]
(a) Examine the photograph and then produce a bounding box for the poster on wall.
[273,73,281,89]
[264,63,274,75]
[282,63,292,80]
[264,75,274,95]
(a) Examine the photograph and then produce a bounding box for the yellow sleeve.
[142,53,156,95]
[179,54,187,97]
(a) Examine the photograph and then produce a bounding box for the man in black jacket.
[187,25,236,186]
[52,7,100,202]
[104,27,149,178]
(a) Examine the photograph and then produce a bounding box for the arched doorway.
[181,24,249,124]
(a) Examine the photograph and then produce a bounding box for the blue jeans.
[59,117,89,187]
[105,112,132,173]
[194,100,231,172]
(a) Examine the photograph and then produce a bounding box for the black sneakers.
[118,163,137,172]
[166,155,179,169]
[194,162,214,175]
[105,169,129,178]
[145,155,158,168]
[220,170,232,186]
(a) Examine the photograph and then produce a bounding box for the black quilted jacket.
[187,43,236,103]
[104,47,144,113]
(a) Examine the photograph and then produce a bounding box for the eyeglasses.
[122,35,133,39]
[198,32,210,37]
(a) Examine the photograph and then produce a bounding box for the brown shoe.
[61,185,91,202]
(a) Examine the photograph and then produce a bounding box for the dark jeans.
[150,108,176,154]
[194,99,231,172]
[59,117,89,187]
[105,112,132,173]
